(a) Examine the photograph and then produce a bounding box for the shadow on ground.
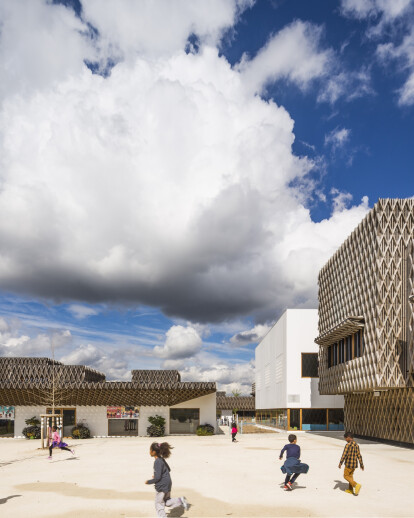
[305,431,379,444]
[15,483,311,517]
[0,495,21,505]
[333,480,350,492]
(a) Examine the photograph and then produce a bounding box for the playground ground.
[1,427,413,517]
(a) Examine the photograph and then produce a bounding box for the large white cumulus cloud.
[0,0,370,324]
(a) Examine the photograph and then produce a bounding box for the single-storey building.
[0,357,216,437]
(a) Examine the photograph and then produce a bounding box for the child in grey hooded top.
[145,442,188,517]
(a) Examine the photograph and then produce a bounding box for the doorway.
[46,408,76,437]
[289,409,300,430]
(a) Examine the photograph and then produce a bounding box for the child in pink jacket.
[48,426,75,459]
[231,423,238,442]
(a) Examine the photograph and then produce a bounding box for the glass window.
[346,336,352,361]
[327,346,332,368]
[328,409,344,431]
[301,409,327,431]
[301,353,319,377]
[355,330,364,357]
[108,419,138,436]
[289,409,300,430]
[333,343,338,365]
[0,419,14,437]
[170,408,200,434]
[338,339,345,364]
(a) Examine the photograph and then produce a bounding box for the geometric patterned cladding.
[317,198,414,395]
[345,389,414,445]
[0,357,216,407]
[316,199,414,444]
[216,392,255,411]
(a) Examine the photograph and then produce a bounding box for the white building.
[255,309,344,431]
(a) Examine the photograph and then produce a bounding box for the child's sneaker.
[283,485,291,491]
[48,456,52,459]
[180,496,188,510]
[345,489,353,495]
[354,484,362,495]
[287,482,293,490]
[71,450,75,455]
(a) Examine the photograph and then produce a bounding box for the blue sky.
[0,0,413,393]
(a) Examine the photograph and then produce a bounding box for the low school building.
[0,357,216,438]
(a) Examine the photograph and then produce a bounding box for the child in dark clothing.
[279,434,308,491]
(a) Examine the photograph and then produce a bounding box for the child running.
[145,442,188,517]
[231,422,238,442]
[338,432,364,495]
[48,426,75,459]
[279,434,309,490]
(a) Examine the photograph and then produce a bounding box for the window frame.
[301,352,319,378]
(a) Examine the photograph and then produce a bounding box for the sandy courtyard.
[1,428,413,518]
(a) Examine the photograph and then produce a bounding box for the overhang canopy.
[315,316,365,347]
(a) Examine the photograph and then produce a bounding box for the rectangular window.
[338,339,345,364]
[108,419,138,436]
[355,330,364,357]
[301,353,319,377]
[170,408,200,434]
[328,409,344,431]
[333,343,338,365]
[346,336,352,361]
[0,419,14,437]
[301,409,327,431]
[327,346,332,368]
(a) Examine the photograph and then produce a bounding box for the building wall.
[256,309,343,410]
[138,406,169,436]
[77,406,107,436]
[345,389,414,445]
[15,405,44,437]
[318,198,414,394]
[171,392,216,428]
[255,311,287,409]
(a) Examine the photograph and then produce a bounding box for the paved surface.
[1,429,413,517]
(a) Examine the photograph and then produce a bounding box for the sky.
[0,0,413,394]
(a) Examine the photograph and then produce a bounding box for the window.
[0,420,14,437]
[301,353,319,377]
[328,409,344,431]
[338,339,345,364]
[333,343,338,365]
[301,409,327,431]
[170,408,200,434]
[327,346,332,368]
[355,329,364,357]
[346,336,353,361]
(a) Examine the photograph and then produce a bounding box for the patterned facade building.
[315,198,414,444]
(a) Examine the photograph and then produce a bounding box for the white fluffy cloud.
[82,0,253,61]
[341,0,413,22]
[325,127,351,151]
[0,1,372,326]
[341,0,414,105]
[67,304,100,319]
[0,317,71,356]
[230,324,271,346]
[154,325,202,359]
[60,343,131,380]
[178,358,255,395]
[239,20,333,94]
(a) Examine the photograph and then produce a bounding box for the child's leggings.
[285,473,300,485]
[155,491,182,517]
[49,445,72,456]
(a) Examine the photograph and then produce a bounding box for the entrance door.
[46,408,76,437]
[289,409,300,430]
